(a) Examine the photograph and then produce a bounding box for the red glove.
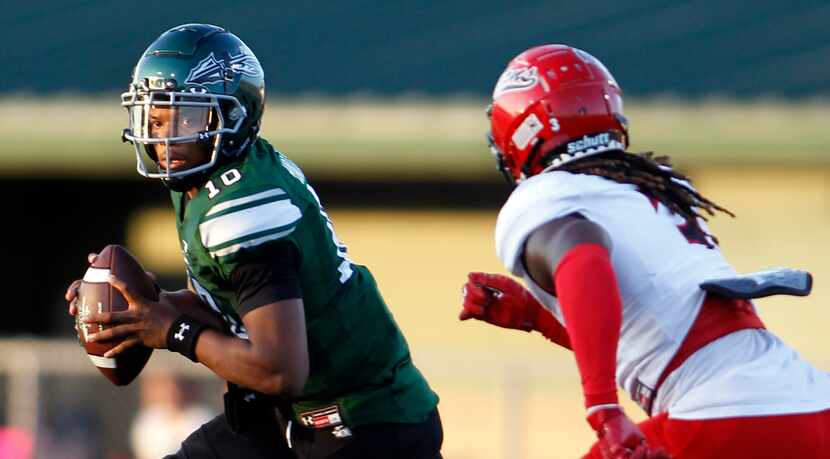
[587,406,671,459]
[460,272,571,349]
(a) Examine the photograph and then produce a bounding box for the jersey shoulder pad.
[198,187,303,260]
[495,172,618,275]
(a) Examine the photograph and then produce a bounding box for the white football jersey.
[496,171,830,418]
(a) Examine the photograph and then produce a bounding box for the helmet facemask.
[121,88,248,182]
[486,104,519,188]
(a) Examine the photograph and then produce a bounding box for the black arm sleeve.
[230,241,303,317]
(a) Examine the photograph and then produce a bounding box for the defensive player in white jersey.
[459,44,830,459]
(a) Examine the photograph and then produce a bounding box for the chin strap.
[162,170,211,192]
[158,129,259,190]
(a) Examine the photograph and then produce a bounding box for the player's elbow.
[259,364,308,396]
[259,372,308,397]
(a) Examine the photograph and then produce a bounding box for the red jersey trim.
[645,294,766,414]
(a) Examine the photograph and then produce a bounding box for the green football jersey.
[171,138,438,427]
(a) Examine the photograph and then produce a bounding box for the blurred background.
[4,1,830,458]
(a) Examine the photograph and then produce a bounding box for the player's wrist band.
[586,404,623,430]
[166,314,208,362]
[585,403,621,417]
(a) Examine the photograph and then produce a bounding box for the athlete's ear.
[522,214,612,292]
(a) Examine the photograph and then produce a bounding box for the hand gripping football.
[75,245,155,386]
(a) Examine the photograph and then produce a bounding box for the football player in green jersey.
[65,23,442,459]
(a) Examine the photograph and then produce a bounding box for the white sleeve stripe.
[209,227,296,257]
[199,199,302,249]
[204,188,287,217]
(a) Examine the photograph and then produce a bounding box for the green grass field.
[2,97,829,179]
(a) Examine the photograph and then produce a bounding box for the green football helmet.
[121,24,265,186]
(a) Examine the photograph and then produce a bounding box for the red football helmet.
[488,45,628,186]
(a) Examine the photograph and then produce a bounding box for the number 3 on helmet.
[487,45,629,186]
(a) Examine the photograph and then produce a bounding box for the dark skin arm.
[523,215,612,291]
[71,268,309,397]
[191,299,309,396]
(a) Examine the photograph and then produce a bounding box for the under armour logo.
[174,323,190,341]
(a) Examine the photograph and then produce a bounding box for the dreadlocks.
[556,151,734,247]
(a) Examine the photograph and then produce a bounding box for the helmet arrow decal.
[185,49,263,87]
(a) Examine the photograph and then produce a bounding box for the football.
[76,244,155,386]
